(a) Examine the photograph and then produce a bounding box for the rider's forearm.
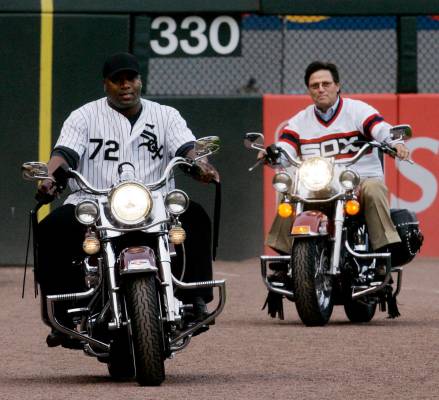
[276,141,297,167]
[46,155,69,176]
[370,121,393,143]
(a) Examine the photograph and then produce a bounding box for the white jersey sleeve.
[353,100,392,143]
[165,107,196,157]
[55,109,88,158]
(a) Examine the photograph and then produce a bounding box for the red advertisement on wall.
[263,94,438,257]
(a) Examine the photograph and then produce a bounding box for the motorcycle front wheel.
[291,237,334,326]
[125,274,165,386]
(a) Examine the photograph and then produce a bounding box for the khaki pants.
[266,178,400,254]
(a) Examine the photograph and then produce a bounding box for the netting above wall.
[146,15,399,96]
[417,16,439,93]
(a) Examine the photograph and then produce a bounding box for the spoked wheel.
[344,299,377,323]
[125,275,165,386]
[291,238,334,326]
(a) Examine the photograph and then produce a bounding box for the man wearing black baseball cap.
[101,52,143,117]
[102,52,140,79]
[36,52,220,348]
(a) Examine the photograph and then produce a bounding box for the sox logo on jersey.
[282,129,366,159]
[301,134,362,158]
[139,123,163,160]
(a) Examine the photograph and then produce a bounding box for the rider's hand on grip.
[35,164,70,204]
[265,144,281,165]
[36,179,56,204]
[393,143,410,161]
[185,160,220,184]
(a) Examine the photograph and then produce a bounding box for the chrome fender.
[119,246,158,275]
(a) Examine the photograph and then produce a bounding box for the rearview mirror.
[244,132,265,151]
[194,136,220,159]
[21,162,51,181]
[390,124,412,141]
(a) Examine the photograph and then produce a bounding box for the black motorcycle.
[22,136,226,386]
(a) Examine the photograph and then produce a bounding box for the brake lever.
[382,144,415,164]
[248,158,264,172]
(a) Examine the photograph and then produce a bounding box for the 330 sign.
[149,15,241,57]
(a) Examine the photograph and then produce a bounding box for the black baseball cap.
[102,52,140,79]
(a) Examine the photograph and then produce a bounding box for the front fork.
[157,235,179,323]
[330,199,345,275]
[104,241,122,330]
[104,234,179,328]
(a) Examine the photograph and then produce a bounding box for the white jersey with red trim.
[277,97,393,179]
[55,97,195,205]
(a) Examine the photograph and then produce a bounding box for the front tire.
[291,238,334,326]
[125,275,165,386]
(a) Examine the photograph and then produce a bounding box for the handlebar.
[67,156,194,195]
[273,140,413,168]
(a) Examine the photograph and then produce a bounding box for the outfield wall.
[0,10,438,264]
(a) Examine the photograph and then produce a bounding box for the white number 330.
[150,15,240,56]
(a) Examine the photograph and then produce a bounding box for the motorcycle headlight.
[272,172,292,193]
[75,200,99,225]
[339,169,360,190]
[110,182,152,225]
[164,190,189,215]
[299,157,333,191]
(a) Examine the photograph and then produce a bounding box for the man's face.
[307,69,340,112]
[104,70,142,110]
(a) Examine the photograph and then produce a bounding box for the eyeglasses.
[309,81,335,90]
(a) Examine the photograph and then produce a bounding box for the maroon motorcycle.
[245,125,423,326]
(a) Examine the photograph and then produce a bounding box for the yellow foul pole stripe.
[38,0,54,221]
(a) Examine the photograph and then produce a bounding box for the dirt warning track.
[1,258,438,400]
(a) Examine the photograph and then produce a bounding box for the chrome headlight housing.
[109,182,152,225]
[339,169,360,191]
[165,190,189,215]
[299,157,333,191]
[272,172,292,193]
[75,200,99,225]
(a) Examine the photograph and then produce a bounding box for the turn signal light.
[169,225,186,245]
[291,225,311,235]
[83,232,100,255]
[345,199,360,215]
[278,202,294,218]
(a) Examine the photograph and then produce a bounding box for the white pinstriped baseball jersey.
[55,97,195,204]
[277,97,393,179]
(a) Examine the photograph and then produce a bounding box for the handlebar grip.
[34,191,55,205]
[266,144,280,164]
[382,145,398,158]
[180,162,199,176]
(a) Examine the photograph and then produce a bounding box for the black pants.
[37,200,213,303]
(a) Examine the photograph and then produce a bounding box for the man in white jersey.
[265,61,410,257]
[37,53,219,347]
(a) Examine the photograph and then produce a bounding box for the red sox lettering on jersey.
[278,97,393,179]
[55,97,194,205]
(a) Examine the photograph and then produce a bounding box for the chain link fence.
[146,14,438,95]
[418,16,439,93]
